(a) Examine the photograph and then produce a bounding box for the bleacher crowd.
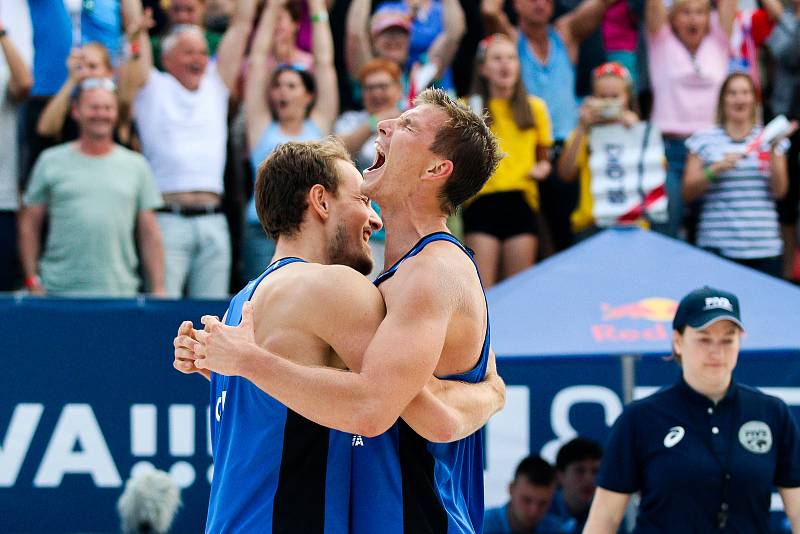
[1,0,799,297]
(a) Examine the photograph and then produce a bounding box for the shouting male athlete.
[174,136,504,533]
[184,89,504,533]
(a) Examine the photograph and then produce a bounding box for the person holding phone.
[584,286,800,533]
[558,62,667,239]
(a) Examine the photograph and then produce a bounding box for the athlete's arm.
[779,487,800,533]
[401,350,505,442]
[582,487,630,534]
[194,256,457,437]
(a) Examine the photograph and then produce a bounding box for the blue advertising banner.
[2,297,798,532]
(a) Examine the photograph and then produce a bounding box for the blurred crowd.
[2,0,800,298]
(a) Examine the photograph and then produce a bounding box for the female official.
[584,286,800,533]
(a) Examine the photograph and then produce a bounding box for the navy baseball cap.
[672,286,744,331]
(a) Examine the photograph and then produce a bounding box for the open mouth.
[367,145,386,172]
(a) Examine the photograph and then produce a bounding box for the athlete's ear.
[308,183,331,221]
[422,159,453,185]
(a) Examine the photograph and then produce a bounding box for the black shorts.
[462,191,539,240]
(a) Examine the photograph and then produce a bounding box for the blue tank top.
[247,120,324,223]
[518,28,578,141]
[350,232,490,534]
[207,257,351,534]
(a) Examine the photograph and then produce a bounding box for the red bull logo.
[592,297,678,343]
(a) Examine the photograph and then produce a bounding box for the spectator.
[559,62,667,239]
[371,0,467,94]
[463,33,553,287]
[549,437,603,533]
[130,0,255,298]
[766,0,800,280]
[682,72,791,277]
[481,0,616,254]
[35,43,113,142]
[334,58,404,277]
[345,0,465,105]
[484,455,574,534]
[644,0,737,238]
[729,0,781,98]
[242,0,338,281]
[151,0,224,71]
[21,0,138,186]
[601,0,641,90]
[18,79,165,297]
[0,4,33,292]
[263,0,314,73]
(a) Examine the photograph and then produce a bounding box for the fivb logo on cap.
[703,296,734,312]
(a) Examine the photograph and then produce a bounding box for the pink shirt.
[603,0,638,52]
[647,13,730,136]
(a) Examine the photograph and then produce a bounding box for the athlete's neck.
[272,232,330,266]
[380,202,449,268]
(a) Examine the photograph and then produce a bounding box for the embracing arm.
[195,265,452,437]
[309,0,339,133]
[583,487,631,534]
[780,487,800,533]
[401,350,505,443]
[216,0,258,91]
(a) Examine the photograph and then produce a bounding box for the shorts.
[462,191,539,240]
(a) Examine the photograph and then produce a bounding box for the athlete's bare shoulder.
[254,262,383,316]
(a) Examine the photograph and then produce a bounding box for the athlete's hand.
[173,320,211,380]
[194,302,257,376]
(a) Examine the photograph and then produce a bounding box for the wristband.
[703,167,716,182]
[368,115,378,133]
[0,29,7,39]
[24,275,40,289]
[311,11,329,23]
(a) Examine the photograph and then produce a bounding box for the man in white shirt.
[129,0,255,298]
[0,1,32,291]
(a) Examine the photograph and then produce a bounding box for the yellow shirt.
[470,96,553,210]
[566,132,594,233]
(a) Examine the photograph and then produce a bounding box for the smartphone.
[599,99,622,120]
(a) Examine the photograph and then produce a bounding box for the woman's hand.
[579,98,603,128]
[529,160,552,181]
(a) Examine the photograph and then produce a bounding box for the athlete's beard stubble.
[328,221,373,276]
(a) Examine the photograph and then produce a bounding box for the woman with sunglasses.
[242,0,338,281]
[584,287,800,533]
[558,62,667,239]
[462,33,553,288]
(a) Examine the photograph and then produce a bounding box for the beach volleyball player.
[174,116,505,532]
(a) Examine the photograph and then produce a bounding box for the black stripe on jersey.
[273,410,330,534]
[399,421,448,534]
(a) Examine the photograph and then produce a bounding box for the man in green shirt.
[18,79,165,297]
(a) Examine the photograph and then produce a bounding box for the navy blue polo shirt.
[598,378,800,533]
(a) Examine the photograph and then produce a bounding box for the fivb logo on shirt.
[704,297,734,312]
[738,421,772,454]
